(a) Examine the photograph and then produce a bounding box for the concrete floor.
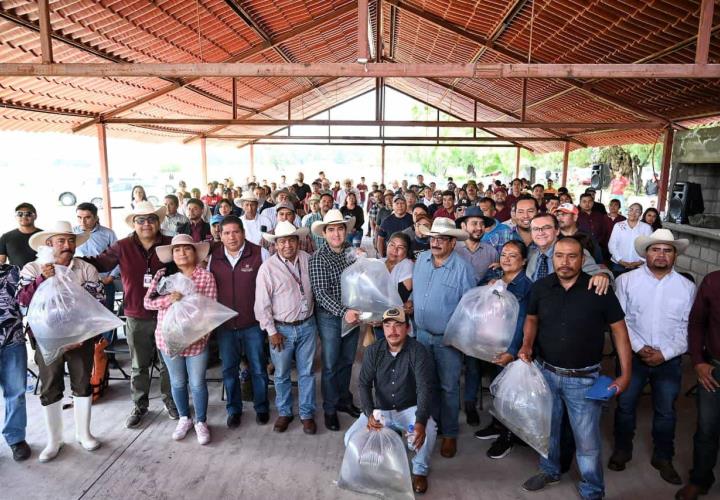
[0,348,713,500]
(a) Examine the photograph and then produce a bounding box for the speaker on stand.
[668,182,704,224]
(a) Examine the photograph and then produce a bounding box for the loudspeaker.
[590,163,611,190]
[528,166,536,184]
[668,182,704,224]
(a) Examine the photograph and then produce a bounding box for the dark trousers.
[689,366,720,490]
[317,309,359,414]
[35,339,94,406]
[614,355,682,460]
[125,317,171,410]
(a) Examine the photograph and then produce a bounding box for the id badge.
[300,297,309,315]
[143,273,153,288]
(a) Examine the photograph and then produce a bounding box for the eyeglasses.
[15,211,34,217]
[430,236,452,242]
[133,215,159,225]
[531,225,555,233]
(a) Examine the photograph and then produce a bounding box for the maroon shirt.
[495,204,511,222]
[84,233,171,320]
[688,271,720,365]
[433,207,456,220]
[577,209,613,256]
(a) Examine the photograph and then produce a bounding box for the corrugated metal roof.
[0,0,718,150]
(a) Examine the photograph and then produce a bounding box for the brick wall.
[671,228,720,283]
[673,163,720,215]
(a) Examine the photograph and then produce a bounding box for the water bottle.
[406,424,416,451]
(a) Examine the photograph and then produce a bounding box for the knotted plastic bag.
[158,273,237,357]
[27,247,123,364]
[338,426,414,499]
[341,257,402,337]
[444,281,519,362]
[490,360,552,458]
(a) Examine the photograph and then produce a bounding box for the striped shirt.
[144,266,218,357]
[254,251,314,335]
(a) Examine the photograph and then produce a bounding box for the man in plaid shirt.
[309,209,362,432]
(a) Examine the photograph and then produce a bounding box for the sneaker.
[11,440,31,461]
[522,472,560,492]
[165,401,179,420]
[125,407,148,429]
[195,422,211,445]
[172,417,194,441]
[474,422,501,440]
[487,432,514,459]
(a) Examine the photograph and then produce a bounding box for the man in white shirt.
[161,195,189,237]
[237,194,271,246]
[608,202,653,276]
[609,229,694,485]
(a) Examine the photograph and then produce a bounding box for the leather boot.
[39,401,64,462]
[74,396,101,451]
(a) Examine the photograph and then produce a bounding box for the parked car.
[58,178,174,208]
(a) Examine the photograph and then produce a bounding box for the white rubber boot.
[39,400,64,462]
[74,396,101,451]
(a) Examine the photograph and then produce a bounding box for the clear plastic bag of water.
[444,281,519,361]
[158,273,237,357]
[338,426,414,499]
[27,263,123,364]
[490,360,552,458]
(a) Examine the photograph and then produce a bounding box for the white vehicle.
[58,178,174,208]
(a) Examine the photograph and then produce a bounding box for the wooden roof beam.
[37,0,53,64]
[696,0,715,64]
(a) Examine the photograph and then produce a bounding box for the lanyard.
[278,254,305,296]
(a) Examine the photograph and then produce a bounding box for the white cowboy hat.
[124,200,166,229]
[262,221,310,243]
[29,221,90,251]
[271,188,298,204]
[311,209,355,238]
[155,234,210,264]
[634,228,689,258]
[234,194,258,208]
[418,217,469,241]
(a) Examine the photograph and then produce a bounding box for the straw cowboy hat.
[418,217,469,241]
[634,228,689,258]
[271,188,298,204]
[29,221,90,251]
[155,234,210,264]
[234,193,258,207]
[124,200,166,229]
[262,221,309,243]
[311,209,355,238]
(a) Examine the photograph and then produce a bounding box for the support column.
[249,143,255,178]
[200,137,208,187]
[380,145,386,184]
[515,146,521,178]
[96,124,112,228]
[561,141,570,187]
[657,127,675,213]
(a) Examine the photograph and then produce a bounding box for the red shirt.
[433,207,456,220]
[201,194,221,209]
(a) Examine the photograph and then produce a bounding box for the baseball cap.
[275,201,296,213]
[557,203,579,215]
[210,214,224,225]
[393,194,406,203]
[382,307,407,324]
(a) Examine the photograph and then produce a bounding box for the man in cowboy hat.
[347,307,438,494]
[177,199,212,243]
[82,201,177,428]
[609,228,694,484]
[207,215,270,429]
[305,192,335,249]
[18,222,103,462]
[254,221,318,434]
[412,217,476,458]
[264,188,300,231]
[308,209,362,431]
[265,202,315,255]
[677,268,720,500]
[236,193,271,246]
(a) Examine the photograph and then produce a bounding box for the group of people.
[0,170,717,500]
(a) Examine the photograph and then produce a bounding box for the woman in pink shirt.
[144,234,217,445]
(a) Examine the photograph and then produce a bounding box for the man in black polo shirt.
[518,236,632,500]
[0,203,42,268]
[345,308,438,494]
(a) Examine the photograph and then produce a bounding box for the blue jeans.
[316,309,359,414]
[614,355,682,460]
[464,356,483,403]
[0,342,27,446]
[271,318,317,419]
[161,349,209,422]
[217,325,269,415]
[690,364,720,490]
[416,329,462,438]
[344,407,438,476]
[540,367,604,500]
[347,228,364,248]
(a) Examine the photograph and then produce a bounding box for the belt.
[538,359,600,378]
[275,317,312,327]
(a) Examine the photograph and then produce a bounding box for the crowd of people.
[0,170,717,500]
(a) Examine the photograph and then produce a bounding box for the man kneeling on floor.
[344,308,438,494]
